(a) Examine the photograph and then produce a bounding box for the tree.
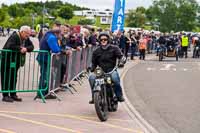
[8,4,25,18]
[58,6,74,20]
[147,0,198,32]
[0,9,6,22]
[78,19,95,25]
[126,7,146,28]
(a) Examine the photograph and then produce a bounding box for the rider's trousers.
[88,70,123,98]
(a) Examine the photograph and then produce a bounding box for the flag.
[111,0,125,32]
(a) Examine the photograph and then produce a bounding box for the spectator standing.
[1,26,34,102]
[7,27,10,36]
[138,36,147,60]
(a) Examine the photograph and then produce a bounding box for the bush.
[78,19,95,25]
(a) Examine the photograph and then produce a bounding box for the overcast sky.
[0,0,153,10]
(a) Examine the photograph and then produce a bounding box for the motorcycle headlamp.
[95,67,103,77]
[106,77,112,84]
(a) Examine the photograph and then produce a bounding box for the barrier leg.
[48,91,61,101]
[40,91,46,103]
[61,84,74,94]
[74,76,82,85]
[33,90,46,103]
[69,84,77,92]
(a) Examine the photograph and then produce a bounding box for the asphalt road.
[0,36,144,133]
[124,55,200,133]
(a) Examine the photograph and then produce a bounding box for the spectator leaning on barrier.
[88,28,98,46]
[60,25,72,84]
[1,25,34,102]
[81,28,90,47]
[36,22,62,99]
[67,33,82,51]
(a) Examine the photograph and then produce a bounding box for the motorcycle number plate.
[95,79,104,85]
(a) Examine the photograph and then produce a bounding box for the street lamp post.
[42,3,47,27]
[31,13,37,30]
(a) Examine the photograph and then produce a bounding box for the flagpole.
[110,0,116,32]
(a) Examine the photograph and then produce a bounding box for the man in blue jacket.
[36,25,62,99]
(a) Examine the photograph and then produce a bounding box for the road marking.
[77,115,133,122]
[0,128,16,133]
[120,60,158,133]
[147,67,156,71]
[0,111,143,133]
[182,68,188,71]
[0,113,82,133]
[172,68,177,71]
[160,64,176,71]
[0,110,132,122]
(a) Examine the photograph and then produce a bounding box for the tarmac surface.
[0,36,146,133]
[0,66,144,133]
[124,53,200,133]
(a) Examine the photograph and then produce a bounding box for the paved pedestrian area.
[0,60,145,133]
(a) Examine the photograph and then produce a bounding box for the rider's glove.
[118,63,124,68]
[118,56,126,68]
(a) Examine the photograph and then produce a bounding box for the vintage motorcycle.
[158,44,179,61]
[93,66,119,121]
[193,45,200,58]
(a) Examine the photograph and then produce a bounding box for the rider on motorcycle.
[166,35,176,52]
[192,36,200,58]
[88,32,126,104]
[156,34,167,55]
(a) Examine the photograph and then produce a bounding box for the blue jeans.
[88,70,123,98]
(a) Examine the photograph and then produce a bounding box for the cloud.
[0,0,153,9]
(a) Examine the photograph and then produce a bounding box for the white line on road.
[160,64,176,71]
[147,68,156,71]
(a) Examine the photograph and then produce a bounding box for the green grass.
[68,16,85,25]
[67,16,110,29]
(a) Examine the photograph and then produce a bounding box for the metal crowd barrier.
[0,46,95,102]
[0,49,51,103]
[47,53,62,101]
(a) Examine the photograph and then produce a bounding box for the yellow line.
[0,113,82,133]
[0,128,16,133]
[0,111,143,133]
[77,116,133,122]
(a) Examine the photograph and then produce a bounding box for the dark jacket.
[2,31,34,67]
[88,34,97,46]
[91,44,123,73]
[158,36,166,45]
[119,35,129,49]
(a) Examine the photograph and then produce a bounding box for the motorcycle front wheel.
[94,90,108,121]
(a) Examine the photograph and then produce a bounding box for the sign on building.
[100,17,111,24]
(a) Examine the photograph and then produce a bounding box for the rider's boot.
[117,96,125,102]
[89,94,94,104]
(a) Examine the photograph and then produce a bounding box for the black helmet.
[98,31,110,40]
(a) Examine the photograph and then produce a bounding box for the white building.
[74,9,113,17]
[74,9,129,25]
